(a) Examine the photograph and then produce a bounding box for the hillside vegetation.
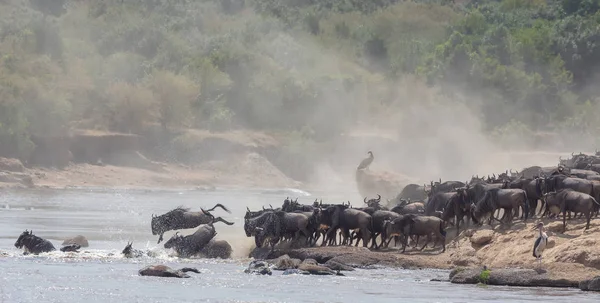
[1,0,600,177]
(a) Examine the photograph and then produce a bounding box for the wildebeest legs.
[213,217,235,225]
[205,203,232,214]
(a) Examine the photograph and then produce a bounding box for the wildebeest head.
[163,232,184,249]
[15,229,33,249]
[364,194,382,208]
[122,241,134,255]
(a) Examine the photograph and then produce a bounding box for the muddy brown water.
[0,187,599,303]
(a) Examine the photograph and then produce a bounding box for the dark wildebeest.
[543,189,600,232]
[253,212,286,253]
[320,204,373,247]
[384,215,446,253]
[14,230,56,255]
[282,197,315,212]
[440,187,471,237]
[138,265,200,278]
[163,222,222,258]
[393,184,428,204]
[390,200,425,215]
[425,192,457,215]
[471,188,529,227]
[507,177,544,218]
[122,242,152,258]
[151,204,234,244]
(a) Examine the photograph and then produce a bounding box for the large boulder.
[62,235,89,247]
[580,276,600,291]
[200,239,232,259]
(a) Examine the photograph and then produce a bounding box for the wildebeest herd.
[243,151,600,255]
[9,151,600,277]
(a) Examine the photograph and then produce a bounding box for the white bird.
[357,151,374,170]
[532,222,548,267]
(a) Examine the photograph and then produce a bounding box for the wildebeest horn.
[376,194,381,201]
[175,232,179,236]
[246,207,250,212]
[364,197,367,203]
[262,206,266,210]
[269,204,274,209]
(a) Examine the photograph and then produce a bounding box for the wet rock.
[273,254,301,270]
[62,235,89,247]
[297,263,344,276]
[450,267,579,288]
[301,258,318,266]
[138,265,200,278]
[200,239,232,259]
[249,247,274,260]
[470,230,494,246]
[244,260,272,275]
[282,269,309,275]
[580,276,600,291]
[328,254,381,268]
[60,244,81,252]
[324,259,355,271]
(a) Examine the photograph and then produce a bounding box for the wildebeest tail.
[439,220,447,237]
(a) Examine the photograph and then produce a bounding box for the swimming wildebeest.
[14,230,56,255]
[138,265,200,278]
[163,221,223,258]
[151,203,234,244]
[122,242,156,258]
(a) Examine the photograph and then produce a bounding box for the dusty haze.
[1,0,597,197]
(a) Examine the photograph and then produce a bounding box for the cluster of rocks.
[244,254,354,276]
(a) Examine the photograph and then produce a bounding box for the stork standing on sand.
[357,151,374,170]
[532,222,548,267]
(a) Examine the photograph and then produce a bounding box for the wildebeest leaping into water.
[151,203,234,244]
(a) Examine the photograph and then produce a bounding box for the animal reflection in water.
[14,230,81,255]
[151,203,235,244]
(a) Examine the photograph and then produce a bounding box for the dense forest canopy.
[2,0,600,163]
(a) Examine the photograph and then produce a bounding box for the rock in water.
[244,260,272,275]
[200,239,232,259]
[580,276,600,291]
[273,254,301,270]
[138,265,200,278]
[62,235,89,247]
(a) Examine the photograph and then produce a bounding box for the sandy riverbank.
[251,219,600,285]
[0,153,303,191]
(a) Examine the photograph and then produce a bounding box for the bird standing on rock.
[357,151,374,170]
[532,222,548,267]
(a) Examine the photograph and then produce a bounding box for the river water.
[1,187,599,303]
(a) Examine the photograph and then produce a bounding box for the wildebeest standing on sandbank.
[543,189,600,232]
[151,203,234,244]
